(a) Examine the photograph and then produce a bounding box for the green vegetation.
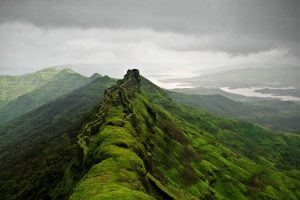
[140,75,300,199]
[0,76,115,199]
[0,69,299,199]
[0,68,64,109]
[70,70,300,199]
[0,68,94,124]
[169,91,300,132]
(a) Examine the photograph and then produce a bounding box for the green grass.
[1,69,299,200]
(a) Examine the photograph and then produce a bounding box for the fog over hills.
[162,66,300,88]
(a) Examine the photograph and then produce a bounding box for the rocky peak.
[121,69,141,90]
[124,69,140,81]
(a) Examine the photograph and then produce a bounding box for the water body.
[220,87,300,101]
[153,80,193,89]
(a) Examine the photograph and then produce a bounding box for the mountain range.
[0,68,98,124]
[169,90,300,132]
[0,68,299,199]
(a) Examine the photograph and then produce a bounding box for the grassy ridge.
[0,69,299,199]
[70,70,300,199]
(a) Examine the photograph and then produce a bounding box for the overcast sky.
[0,0,299,87]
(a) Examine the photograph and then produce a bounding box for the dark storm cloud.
[0,0,299,55]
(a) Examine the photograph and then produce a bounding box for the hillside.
[0,69,299,199]
[0,68,63,109]
[0,68,94,124]
[169,91,300,132]
[70,70,300,199]
[0,76,115,199]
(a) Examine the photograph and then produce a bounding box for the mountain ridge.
[69,69,300,199]
[0,68,92,124]
[70,69,196,199]
[0,69,299,200]
[0,67,83,109]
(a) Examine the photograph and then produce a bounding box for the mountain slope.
[141,74,300,199]
[0,68,64,109]
[168,92,255,117]
[168,91,300,132]
[0,76,115,200]
[0,69,93,124]
[1,69,299,200]
[70,70,300,199]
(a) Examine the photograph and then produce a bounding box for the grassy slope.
[0,68,63,109]
[70,71,193,199]
[0,69,92,124]
[1,70,299,199]
[0,76,115,200]
[70,70,300,199]
[169,91,300,132]
[142,77,300,199]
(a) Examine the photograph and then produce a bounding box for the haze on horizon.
[0,0,300,86]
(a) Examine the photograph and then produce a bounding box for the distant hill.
[255,88,300,98]
[172,87,264,102]
[0,68,64,109]
[0,68,96,124]
[169,90,300,132]
[1,69,299,200]
[0,75,115,158]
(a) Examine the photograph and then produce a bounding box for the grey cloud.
[0,0,300,55]
[160,33,277,56]
[1,23,296,78]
